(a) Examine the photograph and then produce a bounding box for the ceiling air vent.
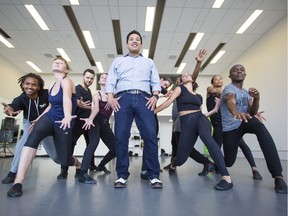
[168,55,177,60]
[107,54,115,58]
[44,53,53,58]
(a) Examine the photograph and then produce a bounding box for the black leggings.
[171,131,211,165]
[81,115,116,171]
[24,115,75,166]
[172,111,229,176]
[212,123,256,168]
[222,117,283,178]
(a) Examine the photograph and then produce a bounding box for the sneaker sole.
[114,183,127,188]
[79,180,97,184]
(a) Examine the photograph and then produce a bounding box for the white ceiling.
[0,0,286,77]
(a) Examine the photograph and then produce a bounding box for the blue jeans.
[114,92,160,179]
[10,119,59,173]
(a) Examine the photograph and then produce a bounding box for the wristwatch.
[153,94,159,100]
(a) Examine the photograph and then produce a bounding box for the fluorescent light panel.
[143,49,149,58]
[57,48,71,62]
[212,0,224,8]
[26,61,42,72]
[96,62,104,73]
[83,31,95,48]
[189,33,204,50]
[145,7,155,31]
[236,10,263,34]
[176,63,187,74]
[70,0,80,5]
[0,35,14,48]
[25,5,49,30]
[210,50,226,64]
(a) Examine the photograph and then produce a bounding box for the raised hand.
[195,49,208,62]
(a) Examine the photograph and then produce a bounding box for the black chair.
[0,117,15,157]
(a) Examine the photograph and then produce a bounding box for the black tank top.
[176,84,202,112]
[206,93,221,126]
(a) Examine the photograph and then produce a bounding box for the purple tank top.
[98,91,113,118]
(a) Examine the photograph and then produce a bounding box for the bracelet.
[153,94,159,100]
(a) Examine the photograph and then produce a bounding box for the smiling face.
[21,77,40,98]
[127,33,142,55]
[211,75,223,88]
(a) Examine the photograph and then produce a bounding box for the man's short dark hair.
[83,69,95,76]
[126,30,142,44]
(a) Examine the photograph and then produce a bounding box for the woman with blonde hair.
[7,57,81,197]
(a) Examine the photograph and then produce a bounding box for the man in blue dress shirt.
[105,30,162,188]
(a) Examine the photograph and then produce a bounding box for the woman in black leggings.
[7,57,81,197]
[154,72,233,191]
[78,73,116,183]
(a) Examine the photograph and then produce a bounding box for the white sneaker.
[149,178,162,189]
[114,178,127,188]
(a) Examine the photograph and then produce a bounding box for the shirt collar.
[124,53,143,57]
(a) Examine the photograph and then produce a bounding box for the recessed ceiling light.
[26,61,42,72]
[0,35,14,48]
[70,0,79,5]
[236,10,263,34]
[189,33,204,50]
[210,50,226,64]
[25,5,49,30]
[57,48,71,62]
[96,62,104,73]
[212,0,224,8]
[83,31,95,49]
[145,7,155,31]
[176,63,187,74]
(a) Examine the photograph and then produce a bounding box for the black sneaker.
[95,165,111,174]
[2,171,16,184]
[7,183,23,197]
[140,172,149,180]
[252,170,263,180]
[74,169,81,178]
[57,169,68,180]
[198,163,215,176]
[274,178,288,194]
[214,179,233,191]
[78,173,97,184]
[168,166,176,175]
[89,165,98,171]
[163,163,171,170]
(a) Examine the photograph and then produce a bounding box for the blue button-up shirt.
[105,53,161,95]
